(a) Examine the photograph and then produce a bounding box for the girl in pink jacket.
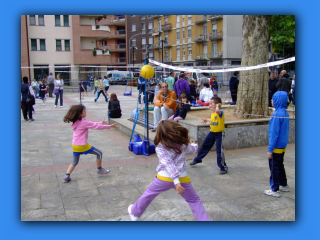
[62,104,119,183]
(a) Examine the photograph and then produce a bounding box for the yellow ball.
[140,65,155,79]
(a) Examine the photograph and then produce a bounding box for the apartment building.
[126,15,155,68]
[150,15,243,69]
[21,15,75,84]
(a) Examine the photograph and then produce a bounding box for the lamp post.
[130,46,138,68]
[128,32,142,70]
[158,38,168,80]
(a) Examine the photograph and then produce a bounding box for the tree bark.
[235,15,271,118]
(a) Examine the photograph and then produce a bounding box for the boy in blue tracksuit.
[264,91,290,198]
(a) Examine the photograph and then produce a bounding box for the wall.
[21,15,30,80]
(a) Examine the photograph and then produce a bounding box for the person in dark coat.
[229,71,239,105]
[268,72,279,107]
[21,76,35,121]
[276,70,292,94]
[108,93,122,122]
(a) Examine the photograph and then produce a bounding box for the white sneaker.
[264,189,281,198]
[60,106,63,108]
[54,105,57,108]
[279,185,290,192]
[128,204,139,221]
[42,103,45,106]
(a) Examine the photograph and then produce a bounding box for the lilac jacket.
[174,79,190,97]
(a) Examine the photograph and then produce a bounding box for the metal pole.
[145,45,150,154]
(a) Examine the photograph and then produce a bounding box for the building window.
[30,15,36,25]
[31,39,37,51]
[40,39,46,51]
[149,37,153,45]
[188,15,191,25]
[56,40,62,51]
[182,15,185,26]
[148,22,153,33]
[176,47,180,61]
[212,43,217,57]
[38,15,44,25]
[148,52,154,59]
[141,23,146,34]
[176,29,180,44]
[141,38,146,49]
[65,40,70,51]
[212,23,217,35]
[147,15,152,19]
[165,16,168,24]
[182,28,185,40]
[188,27,191,43]
[176,15,180,27]
[102,40,107,46]
[141,15,145,20]
[131,38,136,46]
[188,45,192,60]
[63,15,69,27]
[203,23,207,39]
[131,24,136,32]
[55,15,60,26]
[158,19,161,32]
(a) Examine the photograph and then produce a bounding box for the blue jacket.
[268,91,290,153]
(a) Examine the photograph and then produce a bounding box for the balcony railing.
[163,42,172,48]
[161,23,172,31]
[209,31,223,40]
[151,28,161,34]
[208,51,223,58]
[194,34,208,42]
[97,16,125,26]
[110,57,126,63]
[194,16,208,24]
[148,43,161,49]
[110,30,126,37]
[208,15,223,20]
[164,57,172,62]
[195,53,209,60]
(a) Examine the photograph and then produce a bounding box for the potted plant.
[96,25,100,29]
[93,49,96,56]
[102,49,106,54]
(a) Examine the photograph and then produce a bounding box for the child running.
[168,94,190,122]
[38,81,47,105]
[62,104,119,183]
[190,97,228,175]
[128,120,211,221]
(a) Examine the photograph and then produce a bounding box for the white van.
[106,71,133,85]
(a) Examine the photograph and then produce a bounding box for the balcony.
[195,53,209,60]
[161,23,172,31]
[148,43,161,49]
[208,51,223,59]
[98,16,125,26]
[194,16,208,24]
[109,30,126,39]
[92,25,110,32]
[97,44,126,52]
[151,15,162,19]
[208,15,223,20]
[163,42,172,48]
[194,34,208,42]
[110,57,126,64]
[151,27,161,35]
[164,57,172,62]
[209,31,223,40]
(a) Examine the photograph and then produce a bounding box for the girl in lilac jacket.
[62,104,119,183]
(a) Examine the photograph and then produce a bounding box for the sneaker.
[219,169,227,175]
[54,105,57,108]
[43,103,45,105]
[94,99,97,102]
[264,189,281,198]
[60,106,63,108]
[128,204,139,221]
[28,119,35,122]
[63,175,71,183]
[190,160,202,166]
[24,118,28,121]
[97,168,110,174]
[279,185,290,192]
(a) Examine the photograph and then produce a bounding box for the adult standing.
[167,72,175,91]
[291,75,295,106]
[54,74,64,108]
[197,73,209,92]
[174,73,190,99]
[137,74,146,104]
[152,82,177,132]
[210,73,219,97]
[103,76,109,98]
[94,78,107,102]
[21,76,35,121]
[268,72,279,107]
[79,80,85,99]
[229,71,239,105]
[276,70,292,94]
[47,73,55,97]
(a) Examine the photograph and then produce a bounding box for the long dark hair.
[63,105,85,124]
[154,120,190,154]
[110,93,118,101]
[178,93,188,110]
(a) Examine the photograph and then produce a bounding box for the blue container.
[132,143,142,155]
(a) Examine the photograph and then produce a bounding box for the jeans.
[193,131,227,171]
[153,106,173,128]
[138,86,146,103]
[95,90,108,102]
[55,89,63,106]
[269,152,287,192]
[22,101,33,120]
[49,84,54,97]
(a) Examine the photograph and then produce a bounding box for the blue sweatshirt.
[268,91,290,153]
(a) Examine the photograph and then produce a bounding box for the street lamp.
[158,38,168,80]
[130,46,138,68]
[128,32,142,69]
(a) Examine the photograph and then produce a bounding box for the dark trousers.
[148,92,154,103]
[269,152,287,192]
[268,91,274,107]
[55,89,63,106]
[96,90,108,102]
[231,91,237,103]
[193,131,227,170]
[49,84,54,97]
[22,101,33,120]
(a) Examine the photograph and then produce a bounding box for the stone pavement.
[21,85,295,221]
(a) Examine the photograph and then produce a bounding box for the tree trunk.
[235,15,271,118]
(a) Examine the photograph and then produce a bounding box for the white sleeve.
[29,86,35,96]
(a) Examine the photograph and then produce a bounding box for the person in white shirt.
[197,83,213,106]
[54,74,64,108]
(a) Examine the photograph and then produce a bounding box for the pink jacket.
[72,118,111,145]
